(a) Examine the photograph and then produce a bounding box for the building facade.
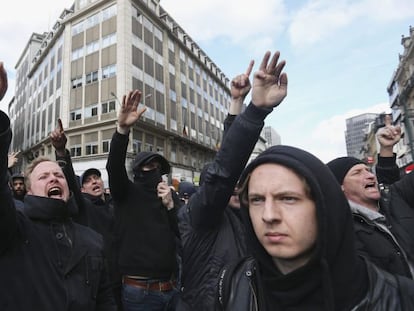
[261,125,281,147]
[9,0,235,186]
[387,25,414,171]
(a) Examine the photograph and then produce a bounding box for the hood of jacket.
[238,145,368,310]
[132,151,170,175]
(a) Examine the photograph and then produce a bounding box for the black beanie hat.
[326,157,365,185]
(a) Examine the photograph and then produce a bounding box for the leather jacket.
[217,257,414,311]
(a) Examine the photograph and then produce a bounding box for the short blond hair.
[24,156,54,190]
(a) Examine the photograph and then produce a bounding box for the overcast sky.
[1,0,414,162]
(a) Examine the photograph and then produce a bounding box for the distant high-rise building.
[9,0,233,186]
[345,113,379,159]
[261,126,281,147]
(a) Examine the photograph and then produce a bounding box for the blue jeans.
[122,279,178,311]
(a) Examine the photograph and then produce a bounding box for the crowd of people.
[1,47,414,311]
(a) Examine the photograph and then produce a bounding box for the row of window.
[72,4,117,35]
[68,138,207,170]
[70,100,116,121]
[72,33,116,60]
[71,64,116,88]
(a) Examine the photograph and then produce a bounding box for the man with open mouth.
[327,122,414,280]
[0,63,116,311]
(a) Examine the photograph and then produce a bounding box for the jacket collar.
[348,200,386,223]
[24,194,77,221]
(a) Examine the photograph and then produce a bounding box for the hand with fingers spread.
[0,62,8,101]
[117,90,147,135]
[50,119,67,157]
[230,60,254,109]
[251,51,288,109]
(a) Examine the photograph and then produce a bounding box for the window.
[86,71,98,84]
[71,76,83,89]
[70,145,82,157]
[85,143,98,155]
[156,111,165,125]
[156,146,164,155]
[72,47,84,60]
[86,40,99,54]
[169,90,176,101]
[102,4,117,21]
[102,100,116,113]
[102,65,116,79]
[86,12,100,29]
[133,139,142,154]
[170,119,177,131]
[168,38,174,51]
[145,142,153,152]
[72,21,84,35]
[85,105,98,118]
[70,109,82,121]
[102,33,116,48]
[145,107,155,120]
[102,140,110,153]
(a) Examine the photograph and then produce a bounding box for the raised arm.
[0,62,7,101]
[106,90,146,201]
[50,119,87,224]
[375,115,401,185]
[115,90,147,135]
[0,110,18,254]
[251,50,288,109]
[224,60,254,138]
[189,51,288,229]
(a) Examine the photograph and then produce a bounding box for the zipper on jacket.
[62,224,73,248]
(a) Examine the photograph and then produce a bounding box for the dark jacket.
[56,150,122,309]
[0,111,116,311]
[218,257,414,311]
[218,145,414,310]
[375,153,401,186]
[56,151,115,260]
[106,130,179,278]
[351,154,414,278]
[176,103,272,310]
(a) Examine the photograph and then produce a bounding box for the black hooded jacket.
[106,130,179,278]
[218,145,414,311]
[176,103,272,310]
[0,111,116,311]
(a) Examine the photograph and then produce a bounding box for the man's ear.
[341,184,345,192]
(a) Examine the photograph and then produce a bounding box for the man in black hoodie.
[176,51,287,310]
[106,90,180,311]
[218,145,414,310]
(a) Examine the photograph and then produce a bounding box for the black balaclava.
[238,145,368,311]
[134,167,162,190]
[132,151,170,190]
